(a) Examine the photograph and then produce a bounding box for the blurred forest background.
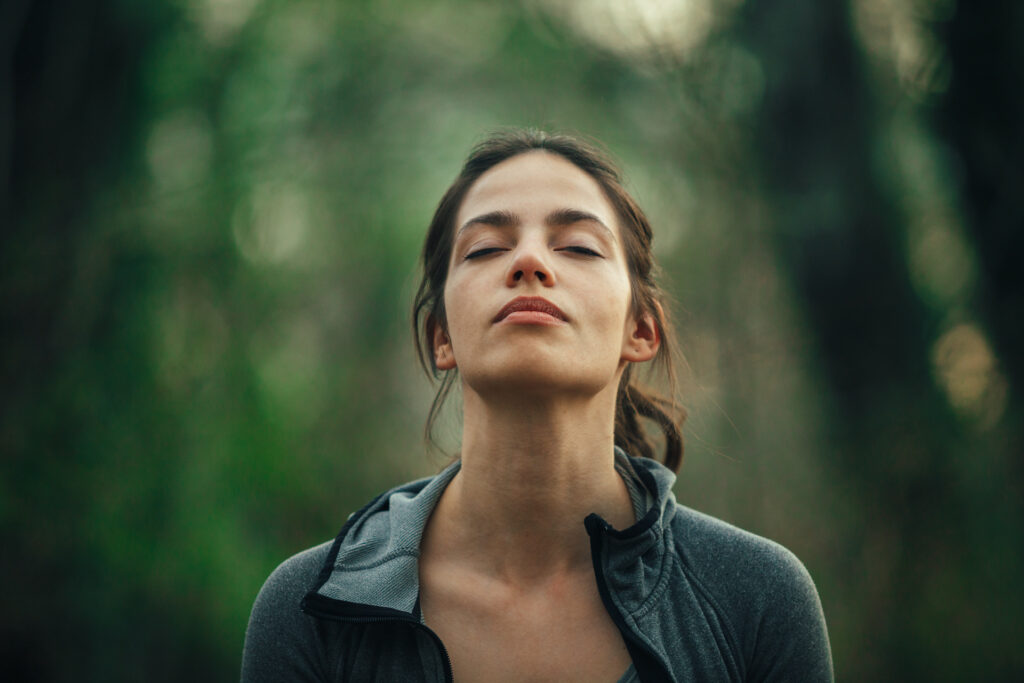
[3,0,1022,680]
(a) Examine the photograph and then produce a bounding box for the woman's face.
[435,151,658,398]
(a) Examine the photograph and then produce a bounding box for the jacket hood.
[305,448,680,617]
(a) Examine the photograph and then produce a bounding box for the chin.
[462,359,614,401]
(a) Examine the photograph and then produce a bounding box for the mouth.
[493,296,568,323]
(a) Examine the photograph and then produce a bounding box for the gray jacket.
[242,450,834,682]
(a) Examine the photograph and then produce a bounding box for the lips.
[493,296,568,323]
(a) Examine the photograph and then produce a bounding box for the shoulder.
[669,504,834,681]
[241,541,334,683]
[670,504,817,600]
[259,541,334,603]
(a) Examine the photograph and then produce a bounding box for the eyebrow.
[456,208,615,242]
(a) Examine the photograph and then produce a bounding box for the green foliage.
[4,0,1022,680]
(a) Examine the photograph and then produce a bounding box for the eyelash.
[464,247,504,260]
[464,246,601,260]
[559,246,601,257]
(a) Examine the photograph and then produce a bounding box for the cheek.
[441,286,470,348]
[441,289,457,337]
[600,273,634,326]
[587,296,632,350]
[442,262,472,318]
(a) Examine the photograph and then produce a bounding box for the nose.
[505,237,555,287]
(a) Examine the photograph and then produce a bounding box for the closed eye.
[465,247,506,260]
[557,246,602,257]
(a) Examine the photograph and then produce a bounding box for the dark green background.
[4,0,1022,680]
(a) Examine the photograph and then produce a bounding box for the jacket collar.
[306,448,679,617]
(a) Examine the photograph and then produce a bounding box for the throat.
[420,455,637,587]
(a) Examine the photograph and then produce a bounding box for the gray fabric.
[242,541,336,682]
[243,448,834,681]
[316,464,458,612]
[615,454,653,522]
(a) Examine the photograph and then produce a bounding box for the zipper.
[585,514,673,683]
[301,487,454,682]
[419,622,454,683]
[302,596,454,682]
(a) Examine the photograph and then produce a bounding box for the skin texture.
[420,151,660,682]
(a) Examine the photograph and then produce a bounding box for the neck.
[424,385,636,587]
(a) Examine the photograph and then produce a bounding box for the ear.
[430,317,457,370]
[621,304,661,364]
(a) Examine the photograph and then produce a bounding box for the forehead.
[456,151,619,234]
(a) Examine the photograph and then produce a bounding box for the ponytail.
[615,365,685,474]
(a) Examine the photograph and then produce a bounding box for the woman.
[242,130,833,682]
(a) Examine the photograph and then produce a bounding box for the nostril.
[510,267,549,283]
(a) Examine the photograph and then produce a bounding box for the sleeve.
[241,542,334,683]
[746,545,834,683]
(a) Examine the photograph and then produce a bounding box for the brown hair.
[411,129,685,473]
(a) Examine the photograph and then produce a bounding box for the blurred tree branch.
[733,0,1022,678]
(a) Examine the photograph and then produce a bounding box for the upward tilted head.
[412,129,685,472]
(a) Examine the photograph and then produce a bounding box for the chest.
[419,568,632,683]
